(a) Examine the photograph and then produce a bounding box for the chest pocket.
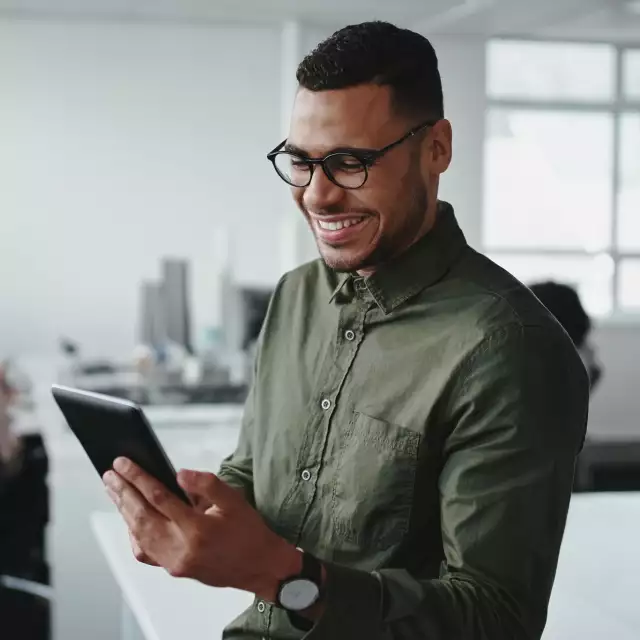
[331,411,421,552]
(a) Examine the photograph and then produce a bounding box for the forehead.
[288,85,400,154]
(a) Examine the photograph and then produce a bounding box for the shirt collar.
[329,201,467,313]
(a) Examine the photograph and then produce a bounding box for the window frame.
[485,36,640,321]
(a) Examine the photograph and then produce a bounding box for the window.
[619,260,640,311]
[487,40,615,102]
[484,110,613,251]
[623,50,640,100]
[485,40,640,318]
[618,114,640,251]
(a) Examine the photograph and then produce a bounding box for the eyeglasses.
[266,119,438,190]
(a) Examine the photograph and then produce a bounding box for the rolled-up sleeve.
[302,323,589,640]
[217,382,257,505]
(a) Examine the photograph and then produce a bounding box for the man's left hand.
[103,458,302,602]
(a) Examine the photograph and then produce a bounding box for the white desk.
[543,493,640,639]
[93,494,640,640]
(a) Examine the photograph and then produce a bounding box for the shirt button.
[321,398,331,411]
[301,469,312,481]
[344,329,356,341]
[257,601,266,613]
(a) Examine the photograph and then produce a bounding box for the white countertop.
[544,493,640,639]
[92,493,640,640]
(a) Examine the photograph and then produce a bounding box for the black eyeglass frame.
[266,119,439,190]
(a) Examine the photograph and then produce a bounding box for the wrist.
[253,539,303,603]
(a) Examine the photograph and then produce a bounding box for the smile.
[316,217,365,231]
[313,216,371,244]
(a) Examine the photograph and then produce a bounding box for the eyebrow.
[283,142,308,156]
[283,142,376,157]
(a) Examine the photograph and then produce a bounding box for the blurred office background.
[1,1,639,639]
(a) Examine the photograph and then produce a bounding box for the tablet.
[51,384,190,504]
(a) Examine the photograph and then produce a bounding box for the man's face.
[286,84,449,273]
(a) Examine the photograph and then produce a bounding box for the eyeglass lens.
[273,152,368,189]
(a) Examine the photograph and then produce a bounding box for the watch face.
[279,578,320,611]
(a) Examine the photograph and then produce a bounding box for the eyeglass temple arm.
[376,119,439,156]
[267,139,287,157]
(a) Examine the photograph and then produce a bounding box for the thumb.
[177,469,232,503]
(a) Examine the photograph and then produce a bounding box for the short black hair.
[296,21,444,120]
[529,281,592,348]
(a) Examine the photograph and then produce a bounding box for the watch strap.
[279,551,323,629]
[275,549,323,612]
[300,550,323,589]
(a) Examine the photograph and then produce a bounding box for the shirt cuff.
[302,561,384,639]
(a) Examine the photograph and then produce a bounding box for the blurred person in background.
[102,21,589,640]
[529,281,603,393]
[1,363,49,640]
[0,364,22,481]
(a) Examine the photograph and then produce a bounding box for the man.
[103,22,589,639]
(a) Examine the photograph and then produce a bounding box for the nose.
[302,165,345,212]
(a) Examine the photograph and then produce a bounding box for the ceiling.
[0,0,469,26]
[0,0,638,40]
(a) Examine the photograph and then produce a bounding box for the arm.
[299,323,589,640]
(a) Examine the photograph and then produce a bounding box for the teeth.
[318,217,363,231]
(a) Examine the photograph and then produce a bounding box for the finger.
[129,531,159,567]
[103,470,166,539]
[177,470,236,507]
[105,485,118,504]
[113,457,191,523]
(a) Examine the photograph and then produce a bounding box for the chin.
[318,245,374,273]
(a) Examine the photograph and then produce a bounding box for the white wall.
[432,35,485,248]
[0,22,487,357]
[0,19,283,358]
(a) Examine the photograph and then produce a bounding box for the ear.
[429,119,453,174]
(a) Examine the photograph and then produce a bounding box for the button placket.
[291,299,368,547]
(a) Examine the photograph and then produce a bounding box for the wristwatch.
[275,550,323,612]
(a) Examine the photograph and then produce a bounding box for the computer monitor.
[239,288,273,351]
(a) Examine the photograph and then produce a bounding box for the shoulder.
[433,246,572,345]
[431,246,589,399]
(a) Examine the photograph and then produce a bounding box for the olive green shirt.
[218,201,589,640]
